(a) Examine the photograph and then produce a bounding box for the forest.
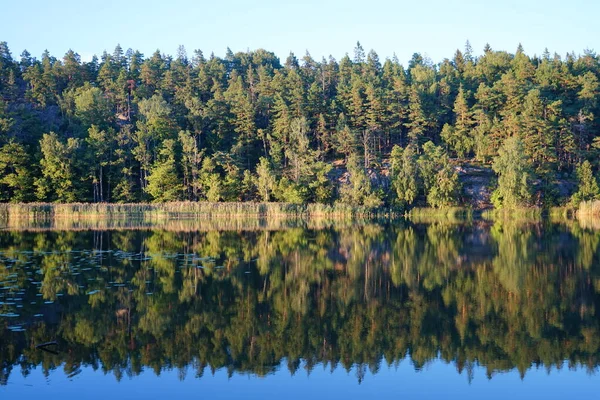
[1,41,600,209]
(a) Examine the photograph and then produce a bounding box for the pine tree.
[390,144,419,207]
[365,83,383,166]
[334,114,357,161]
[224,73,257,168]
[134,94,175,192]
[405,87,428,148]
[427,164,460,208]
[178,130,204,200]
[520,89,557,174]
[441,85,474,158]
[418,142,460,207]
[571,160,599,205]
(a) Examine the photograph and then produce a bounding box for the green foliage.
[338,155,383,208]
[145,139,183,202]
[491,136,533,208]
[419,142,461,208]
[390,144,419,207]
[255,157,276,202]
[0,142,33,202]
[334,116,357,161]
[0,41,598,209]
[85,125,114,202]
[0,222,599,383]
[35,132,83,202]
[199,156,223,202]
[275,177,305,204]
[74,84,113,129]
[240,169,258,201]
[571,160,599,206]
[440,86,474,158]
[178,130,204,201]
[390,142,460,208]
[0,100,14,137]
[418,142,446,192]
[427,164,461,208]
[308,161,333,203]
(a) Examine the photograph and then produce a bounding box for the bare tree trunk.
[99,166,103,202]
[363,129,370,169]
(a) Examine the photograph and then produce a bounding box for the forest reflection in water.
[1,219,600,386]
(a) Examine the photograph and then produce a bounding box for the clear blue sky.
[2,0,597,65]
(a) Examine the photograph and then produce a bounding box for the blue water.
[2,359,597,399]
[2,222,600,398]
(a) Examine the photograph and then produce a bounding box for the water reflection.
[1,220,600,385]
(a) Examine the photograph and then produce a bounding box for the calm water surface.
[1,219,599,398]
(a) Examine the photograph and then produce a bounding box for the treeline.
[1,41,600,208]
[1,222,600,382]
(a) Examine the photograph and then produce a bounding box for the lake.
[1,219,599,399]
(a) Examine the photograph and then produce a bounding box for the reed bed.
[0,202,399,231]
[407,207,472,223]
[0,215,382,232]
[481,207,544,221]
[573,216,600,231]
[548,206,576,219]
[571,200,600,230]
[576,200,600,218]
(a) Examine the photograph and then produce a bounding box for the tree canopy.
[1,41,599,208]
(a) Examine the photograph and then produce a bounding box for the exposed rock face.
[455,164,495,209]
[329,160,575,209]
[554,179,577,199]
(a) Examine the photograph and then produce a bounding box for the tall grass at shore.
[407,207,472,223]
[481,207,544,221]
[571,200,600,230]
[0,215,384,232]
[0,202,398,218]
[576,200,600,217]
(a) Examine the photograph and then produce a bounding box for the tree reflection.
[1,220,600,384]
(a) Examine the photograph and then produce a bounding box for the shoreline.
[0,201,591,223]
[0,202,400,220]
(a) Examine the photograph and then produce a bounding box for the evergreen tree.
[0,142,33,202]
[36,133,83,202]
[571,160,599,205]
[390,144,419,207]
[405,87,427,148]
[418,142,461,207]
[441,85,474,158]
[0,41,599,209]
[145,139,182,202]
[491,136,533,208]
[338,154,383,208]
[255,157,276,202]
[86,125,114,202]
[178,130,203,201]
[199,156,223,202]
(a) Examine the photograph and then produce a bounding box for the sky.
[1,0,598,65]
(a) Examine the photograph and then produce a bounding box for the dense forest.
[1,41,600,208]
[2,222,600,383]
